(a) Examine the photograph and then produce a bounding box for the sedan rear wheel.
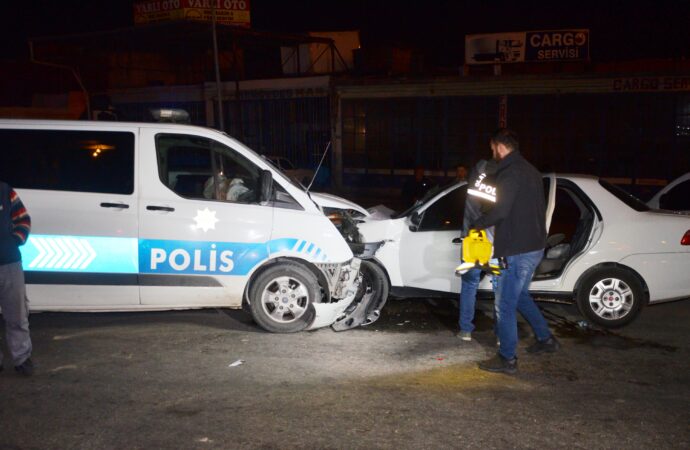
[576,267,644,328]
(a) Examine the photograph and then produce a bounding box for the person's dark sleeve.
[10,188,31,245]
[470,171,520,230]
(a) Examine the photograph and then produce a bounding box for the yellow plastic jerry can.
[455,229,501,276]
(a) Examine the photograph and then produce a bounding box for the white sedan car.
[356,175,690,328]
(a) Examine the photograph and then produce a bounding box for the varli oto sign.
[134,0,251,27]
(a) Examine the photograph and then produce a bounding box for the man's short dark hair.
[490,128,519,152]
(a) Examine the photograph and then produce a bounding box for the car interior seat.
[535,233,570,275]
[567,212,593,259]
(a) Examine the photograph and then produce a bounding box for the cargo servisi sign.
[465,29,589,65]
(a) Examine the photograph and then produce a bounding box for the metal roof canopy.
[28,21,347,76]
[29,21,337,55]
[28,21,348,129]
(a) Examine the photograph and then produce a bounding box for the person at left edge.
[0,181,33,376]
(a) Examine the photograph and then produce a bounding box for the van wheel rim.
[588,277,634,320]
[261,276,309,323]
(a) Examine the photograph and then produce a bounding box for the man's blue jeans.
[495,249,551,360]
[459,268,497,333]
[459,268,481,332]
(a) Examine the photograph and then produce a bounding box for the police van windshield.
[260,155,307,192]
[215,130,307,193]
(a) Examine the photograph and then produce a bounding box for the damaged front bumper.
[314,208,391,331]
[308,258,362,330]
[308,240,389,331]
[330,241,388,331]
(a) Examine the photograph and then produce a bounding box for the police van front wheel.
[249,264,318,333]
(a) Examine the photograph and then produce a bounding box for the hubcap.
[588,277,634,320]
[261,276,309,323]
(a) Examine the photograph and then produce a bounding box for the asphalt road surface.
[1,297,689,449]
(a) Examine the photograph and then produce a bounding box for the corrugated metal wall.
[340,96,498,190]
[339,91,690,195]
[109,80,332,174]
[109,77,689,198]
[220,97,331,169]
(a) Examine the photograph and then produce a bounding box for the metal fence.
[340,93,690,192]
[220,96,331,169]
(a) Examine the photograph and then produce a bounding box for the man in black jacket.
[471,129,559,374]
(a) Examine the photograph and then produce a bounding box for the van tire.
[575,267,644,328]
[249,263,318,333]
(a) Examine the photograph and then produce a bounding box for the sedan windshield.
[394,181,463,219]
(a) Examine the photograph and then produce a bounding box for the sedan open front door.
[398,175,556,296]
[398,184,466,294]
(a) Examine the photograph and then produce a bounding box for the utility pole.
[211,3,225,131]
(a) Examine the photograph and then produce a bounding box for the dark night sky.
[3,0,690,66]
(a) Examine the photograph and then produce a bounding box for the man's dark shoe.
[15,358,34,377]
[478,354,517,374]
[526,336,561,354]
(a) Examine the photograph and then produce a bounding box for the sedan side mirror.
[260,169,273,203]
[409,211,423,231]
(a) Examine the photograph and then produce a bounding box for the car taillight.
[682,230,690,246]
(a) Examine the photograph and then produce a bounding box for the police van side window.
[0,129,134,194]
[155,134,262,204]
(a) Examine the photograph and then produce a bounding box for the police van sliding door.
[0,127,140,309]
[138,129,273,307]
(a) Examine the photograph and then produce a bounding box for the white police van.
[0,119,362,333]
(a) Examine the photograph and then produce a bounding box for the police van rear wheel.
[249,263,318,333]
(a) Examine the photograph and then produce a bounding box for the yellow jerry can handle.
[461,228,493,266]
